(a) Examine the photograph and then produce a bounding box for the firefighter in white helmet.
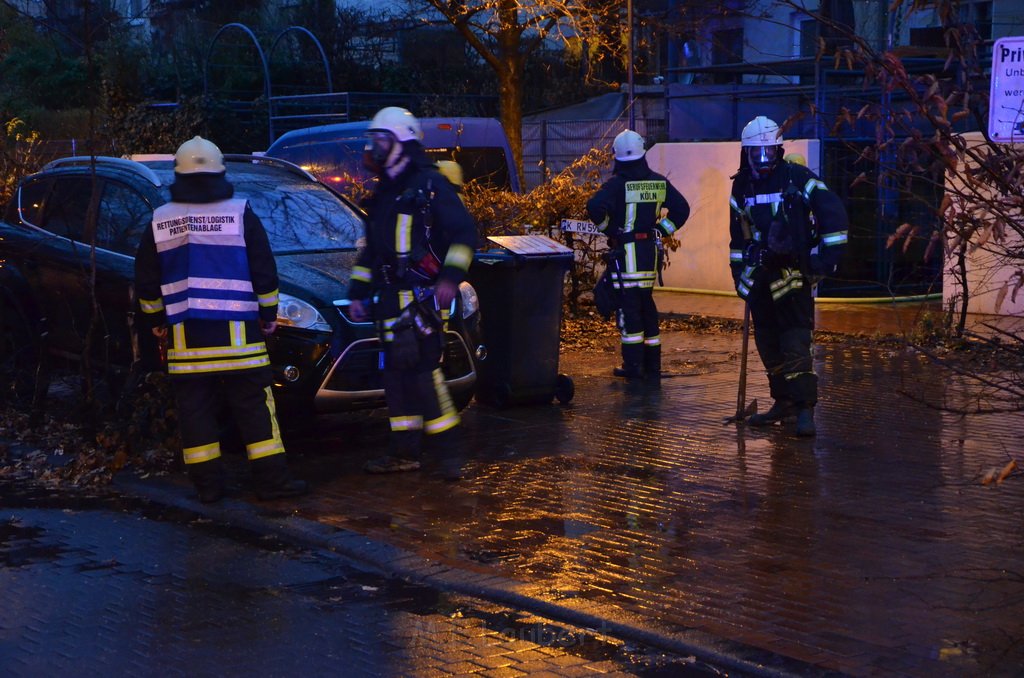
[348,108,478,479]
[135,136,307,502]
[587,130,690,381]
[729,116,849,436]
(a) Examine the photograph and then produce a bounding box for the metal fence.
[521,117,666,190]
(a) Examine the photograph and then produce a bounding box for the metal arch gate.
[204,23,332,149]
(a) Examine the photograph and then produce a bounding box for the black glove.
[743,242,775,268]
[767,218,795,256]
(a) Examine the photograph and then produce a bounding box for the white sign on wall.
[989,36,1024,143]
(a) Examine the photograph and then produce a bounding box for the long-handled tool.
[724,300,758,424]
[725,210,759,425]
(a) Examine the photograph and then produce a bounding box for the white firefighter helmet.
[612,130,645,161]
[368,106,423,143]
[174,136,225,174]
[740,116,783,147]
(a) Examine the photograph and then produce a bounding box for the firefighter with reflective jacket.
[347,107,478,479]
[135,136,307,502]
[587,130,690,381]
[729,116,849,436]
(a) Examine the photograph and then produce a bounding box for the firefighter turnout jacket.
[347,149,478,339]
[729,160,848,300]
[586,158,690,289]
[135,197,280,376]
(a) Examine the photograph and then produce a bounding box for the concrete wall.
[943,132,1024,316]
[646,139,819,293]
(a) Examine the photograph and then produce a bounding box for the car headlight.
[459,282,479,319]
[277,293,331,331]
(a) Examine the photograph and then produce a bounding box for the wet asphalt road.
[0,486,728,677]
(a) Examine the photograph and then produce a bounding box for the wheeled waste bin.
[469,235,575,407]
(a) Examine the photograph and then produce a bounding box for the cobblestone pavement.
[0,491,724,677]
[34,293,1024,677]
[209,327,1022,678]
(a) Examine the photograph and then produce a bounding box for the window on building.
[711,27,744,84]
[712,27,744,65]
[961,1,992,41]
[799,18,818,57]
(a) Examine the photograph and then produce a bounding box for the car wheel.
[0,290,41,405]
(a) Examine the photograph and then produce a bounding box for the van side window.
[43,177,93,242]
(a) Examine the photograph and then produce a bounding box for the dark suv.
[0,155,481,415]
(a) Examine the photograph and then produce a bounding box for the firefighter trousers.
[382,331,460,460]
[618,286,661,375]
[748,278,817,406]
[170,368,287,485]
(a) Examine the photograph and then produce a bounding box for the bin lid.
[486,235,572,256]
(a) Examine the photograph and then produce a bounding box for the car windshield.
[149,161,364,254]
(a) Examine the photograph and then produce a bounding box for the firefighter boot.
[795,407,817,437]
[251,454,309,500]
[643,344,662,382]
[747,399,797,426]
[426,428,464,482]
[188,458,226,504]
[613,343,644,379]
[364,430,421,474]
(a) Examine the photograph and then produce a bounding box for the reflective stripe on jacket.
[151,199,257,324]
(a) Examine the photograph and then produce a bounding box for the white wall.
[943,132,1024,316]
[646,139,819,293]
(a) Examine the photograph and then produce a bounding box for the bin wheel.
[555,374,574,404]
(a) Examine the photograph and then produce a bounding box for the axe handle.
[736,301,751,418]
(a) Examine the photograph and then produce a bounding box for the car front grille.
[314,330,476,411]
[323,338,383,392]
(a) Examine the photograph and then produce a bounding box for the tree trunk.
[497,67,524,189]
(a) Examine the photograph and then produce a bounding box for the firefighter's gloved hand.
[767,218,795,255]
[434,279,458,310]
[743,242,775,268]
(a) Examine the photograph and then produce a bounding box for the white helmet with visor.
[740,116,783,177]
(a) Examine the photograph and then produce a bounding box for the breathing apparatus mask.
[363,131,405,176]
[746,144,781,178]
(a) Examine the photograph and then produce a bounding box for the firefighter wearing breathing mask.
[347,107,478,479]
[729,116,848,436]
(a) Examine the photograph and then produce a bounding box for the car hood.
[276,250,358,307]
